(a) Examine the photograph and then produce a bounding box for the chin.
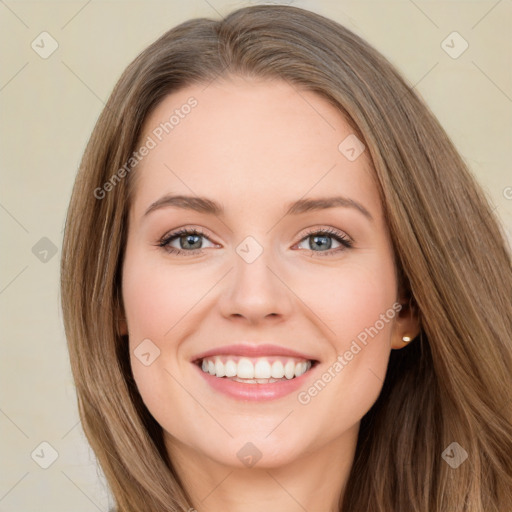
[202,431,311,469]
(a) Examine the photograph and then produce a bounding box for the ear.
[390,294,421,350]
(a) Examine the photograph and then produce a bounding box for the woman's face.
[121,76,411,469]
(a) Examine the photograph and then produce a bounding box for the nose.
[217,245,294,324]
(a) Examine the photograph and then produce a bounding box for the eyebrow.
[143,194,373,221]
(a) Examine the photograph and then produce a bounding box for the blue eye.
[295,227,353,256]
[158,228,215,255]
[157,226,353,256]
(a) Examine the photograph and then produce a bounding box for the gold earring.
[402,335,413,343]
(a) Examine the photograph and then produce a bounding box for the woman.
[60,5,512,511]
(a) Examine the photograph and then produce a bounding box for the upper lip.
[191,343,318,362]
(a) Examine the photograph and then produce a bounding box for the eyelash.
[157,226,353,257]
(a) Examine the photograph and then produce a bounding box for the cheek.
[121,244,223,417]
[294,254,397,429]
[122,253,200,433]
[122,247,210,341]
[307,253,397,343]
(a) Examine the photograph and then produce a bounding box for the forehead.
[130,77,379,220]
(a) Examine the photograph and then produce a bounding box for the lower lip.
[194,364,315,401]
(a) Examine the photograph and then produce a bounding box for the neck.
[165,424,359,512]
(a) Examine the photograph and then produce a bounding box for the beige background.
[1,1,511,510]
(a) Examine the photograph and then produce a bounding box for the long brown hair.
[60,5,512,511]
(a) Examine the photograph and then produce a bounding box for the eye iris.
[181,233,202,250]
[310,234,331,251]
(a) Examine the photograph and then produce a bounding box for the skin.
[120,76,420,512]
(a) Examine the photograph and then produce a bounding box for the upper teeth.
[200,356,312,380]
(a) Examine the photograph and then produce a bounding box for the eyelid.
[297,225,352,242]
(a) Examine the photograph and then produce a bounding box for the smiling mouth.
[195,355,318,384]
